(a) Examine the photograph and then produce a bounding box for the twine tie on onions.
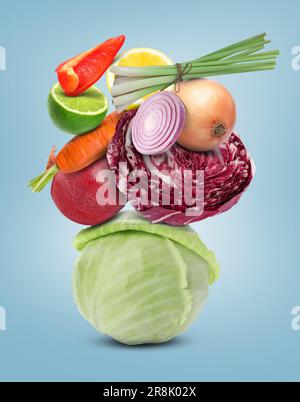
[163,63,193,92]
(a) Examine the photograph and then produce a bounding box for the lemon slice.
[107,48,173,109]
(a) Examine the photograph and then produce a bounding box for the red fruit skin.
[56,35,125,96]
[51,157,124,225]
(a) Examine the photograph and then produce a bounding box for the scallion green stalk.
[110,33,279,112]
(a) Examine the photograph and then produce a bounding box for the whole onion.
[175,79,236,152]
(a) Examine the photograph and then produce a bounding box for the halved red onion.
[132,92,186,155]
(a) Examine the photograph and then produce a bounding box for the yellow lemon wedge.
[107,48,173,109]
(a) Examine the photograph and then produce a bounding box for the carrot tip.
[46,146,57,169]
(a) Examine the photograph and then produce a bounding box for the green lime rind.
[73,211,220,285]
[48,83,108,135]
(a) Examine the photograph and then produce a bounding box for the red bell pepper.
[56,35,125,96]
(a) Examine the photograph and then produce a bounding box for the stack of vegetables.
[29,34,279,345]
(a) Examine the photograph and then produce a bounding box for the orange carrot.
[57,111,120,172]
[29,111,121,192]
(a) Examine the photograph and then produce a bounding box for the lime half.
[48,83,108,135]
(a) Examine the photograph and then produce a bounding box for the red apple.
[51,157,124,225]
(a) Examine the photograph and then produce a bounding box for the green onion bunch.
[110,33,279,111]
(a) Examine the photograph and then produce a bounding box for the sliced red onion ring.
[132,92,186,155]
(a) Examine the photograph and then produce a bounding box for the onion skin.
[175,79,236,152]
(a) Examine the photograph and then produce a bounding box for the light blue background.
[0,0,299,382]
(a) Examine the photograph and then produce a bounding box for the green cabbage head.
[73,211,219,345]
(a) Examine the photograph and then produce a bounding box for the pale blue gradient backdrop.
[0,0,299,381]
